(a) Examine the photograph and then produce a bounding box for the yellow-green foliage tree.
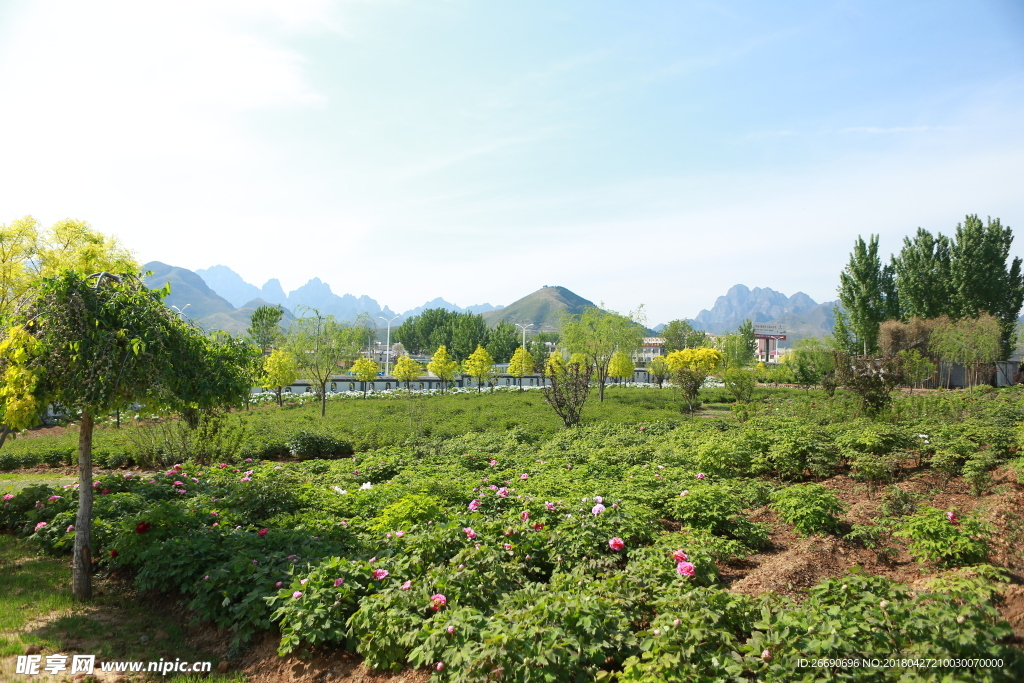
[647,355,670,388]
[427,345,460,393]
[608,350,634,385]
[463,345,495,392]
[285,310,366,417]
[262,349,299,406]
[665,347,724,413]
[392,354,422,390]
[561,305,644,402]
[350,356,380,397]
[506,345,534,390]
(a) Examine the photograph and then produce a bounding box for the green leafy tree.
[463,345,495,392]
[837,235,899,355]
[286,309,365,417]
[507,345,534,390]
[783,338,836,395]
[561,304,644,402]
[897,348,936,393]
[261,348,299,406]
[486,320,519,364]
[719,322,756,369]
[392,354,422,390]
[1,271,253,599]
[661,319,707,352]
[608,350,635,385]
[427,345,459,393]
[542,357,593,428]
[929,314,1002,390]
[894,228,952,319]
[350,356,380,397]
[647,355,670,388]
[947,215,1024,359]
[247,304,284,354]
[722,367,757,403]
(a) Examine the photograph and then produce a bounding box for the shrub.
[371,494,448,534]
[285,430,353,459]
[893,506,991,567]
[769,483,844,536]
[664,484,769,551]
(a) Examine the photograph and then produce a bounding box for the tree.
[894,228,952,320]
[350,356,380,397]
[486,321,519,364]
[608,350,634,385]
[507,345,534,390]
[286,309,365,417]
[837,235,899,355]
[561,305,644,402]
[834,352,905,415]
[1,270,252,599]
[392,355,422,390]
[718,322,756,369]
[660,319,707,352]
[261,348,299,406]
[665,347,724,413]
[427,345,459,393]
[542,358,593,428]
[783,338,836,395]
[647,355,670,388]
[722,367,757,403]
[898,348,936,393]
[463,345,495,392]
[929,314,1002,390]
[947,215,1023,359]
[247,304,284,354]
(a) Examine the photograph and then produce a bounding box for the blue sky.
[1,0,1022,324]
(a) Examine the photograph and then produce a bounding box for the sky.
[1,0,1023,324]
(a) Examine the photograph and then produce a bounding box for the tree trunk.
[0,424,10,450]
[320,383,327,417]
[72,410,94,600]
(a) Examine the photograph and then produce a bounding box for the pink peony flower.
[34,521,47,531]
[468,499,480,512]
[401,580,412,590]
[463,527,477,540]
[520,473,529,480]
[946,510,960,526]
[680,490,689,497]
[591,504,606,516]
[257,528,268,537]
[520,511,530,522]
[503,543,512,550]
[762,650,772,661]
[395,530,405,537]
[101,488,111,495]
[594,496,603,503]
[496,487,510,498]
[446,625,455,633]
[334,578,345,587]
[173,481,184,486]
[608,537,625,551]
[276,582,283,587]
[430,593,447,611]
[47,495,61,502]
[3,494,14,500]
[545,501,556,511]
[676,561,696,577]
[293,591,302,598]
[672,549,689,563]
[372,569,389,580]
[300,578,308,585]
[696,473,706,480]
[436,662,445,671]
[489,459,498,467]
[66,525,74,532]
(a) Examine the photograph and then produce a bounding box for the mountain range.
[144,262,837,343]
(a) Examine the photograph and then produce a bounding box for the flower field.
[2,386,1024,681]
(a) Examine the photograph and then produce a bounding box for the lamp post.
[379,315,400,376]
[170,304,191,318]
[514,323,532,350]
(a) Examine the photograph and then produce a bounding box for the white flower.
[332,486,349,495]
[360,482,373,490]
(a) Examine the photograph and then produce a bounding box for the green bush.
[769,483,844,536]
[893,506,992,567]
[285,430,353,459]
[664,483,769,551]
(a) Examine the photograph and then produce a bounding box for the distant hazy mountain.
[194,265,264,308]
[692,284,824,334]
[483,285,596,332]
[143,262,236,320]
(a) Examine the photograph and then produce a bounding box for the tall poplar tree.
[837,235,899,355]
[893,228,952,320]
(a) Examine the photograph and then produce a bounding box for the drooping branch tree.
[1,270,254,599]
[286,309,366,417]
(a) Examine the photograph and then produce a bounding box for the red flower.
[135,521,151,534]
[110,549,119,558]
[258,528,269,537]
[101,488,111,495]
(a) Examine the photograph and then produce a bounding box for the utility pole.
[379,315,400,376]
[514,322,532,350]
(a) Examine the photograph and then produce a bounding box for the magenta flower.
[436,662,445,671]
[334,577,345,587]
[533,522,545,531]
[3,494,15,501]
[276,581,283,587]
[292,591,303,598]
[496,487,510,498]
[395,530,405,537]
[463,527,477,540]
[503,543,512,550]
[66,525,74,532]
[696,473,706,480]
[372,569,389,580]
[489,459,498,467]
[520,473,529,480]
[34,521,47,531]
[545,501,556,511]
[446,625,455,634]
[47,495,61,502]
[591,504,606,516]
[946,510,960,526]
[520,510,530,522]
[173,481,184,486]
[608,537,625,551]
[257,528,268,537]
[430,593,447,611]
[401,580,412,590]
[676,561,696,577]
[300,578,308,585]
[672,549,689,563]
[468,499,480,512]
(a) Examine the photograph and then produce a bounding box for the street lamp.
[378,315,400,376]
[171,304,191,318]
[514,323,532,350]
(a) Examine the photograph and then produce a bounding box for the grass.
[0,534,245,680]
[0,472,77,494]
